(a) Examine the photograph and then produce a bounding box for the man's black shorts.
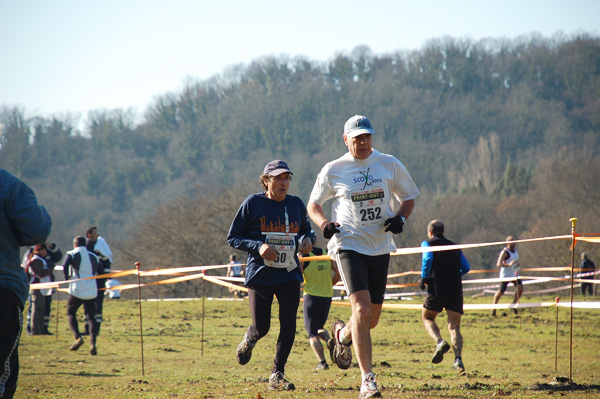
[498,279,523,294]
[336,250,389,305]
[423,294,464,314]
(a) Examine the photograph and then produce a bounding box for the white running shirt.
[310,149,420,256]
[498,248,519,278]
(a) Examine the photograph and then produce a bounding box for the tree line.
[1,33,599,298]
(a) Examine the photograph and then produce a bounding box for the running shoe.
[70,336,84,351]
[331,320,352,369]
[453,358,465,375]
[268,371,295,391]
[359,372,382,398]
[431,340,450,364]
[316,360,329,371]
[236,332,255,365]
[90,344,97,356]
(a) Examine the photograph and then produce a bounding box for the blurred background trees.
[2,33,599,298]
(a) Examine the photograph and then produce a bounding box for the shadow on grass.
[23,371,121,377]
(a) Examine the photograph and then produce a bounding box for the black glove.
[418,277,426,291]
[321,221,340,239]
[384,216,404,234]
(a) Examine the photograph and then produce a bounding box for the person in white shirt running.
[307,114,419,399]
[492,236,522,316]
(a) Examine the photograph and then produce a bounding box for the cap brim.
[268,168,293,176]
[344,128,375,138]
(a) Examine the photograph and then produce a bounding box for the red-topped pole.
[568,218,578,383]
[136,262,145,376]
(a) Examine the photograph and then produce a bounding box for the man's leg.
[492,286,504,316]
[83,299,98,354]
[345,290,378,375]
[446,310,463,358]
[94,279,106,335]
[423,306,451,364]
[66,296,82,337]
[66,296,85,351]
[513,281,523,303]
[309,336,326,363]
[422,307,442,343]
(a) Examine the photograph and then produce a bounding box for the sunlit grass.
[18,294,600,398]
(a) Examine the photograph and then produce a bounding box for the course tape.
[29,233,597,295]
[329,300,600,310]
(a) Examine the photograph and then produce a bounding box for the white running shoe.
[359,372,382,398]
[331,320,352,369]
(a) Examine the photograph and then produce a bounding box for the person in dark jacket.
[579,252,596,297]
[0,168,52,399]
[23,242,62,335]
[228,160,312,391]
[23,244,53,335]
[419,220,470,374]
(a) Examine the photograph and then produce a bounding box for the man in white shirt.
[492,236,522,316]
[307,115,419,399]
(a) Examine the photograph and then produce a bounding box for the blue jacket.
[0,169,52,307]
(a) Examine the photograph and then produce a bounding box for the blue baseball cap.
[344,115,375,138]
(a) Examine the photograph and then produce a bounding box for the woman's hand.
[259,243,279,261]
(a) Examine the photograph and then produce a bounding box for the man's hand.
[418,277,427,291]
[384,216,404,234]
[321,221,340,239]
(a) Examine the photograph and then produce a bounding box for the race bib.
[351,188,386,227]
[264,235,297,271]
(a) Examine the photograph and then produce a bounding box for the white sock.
[362,372,375,382]
[339,328,351,345]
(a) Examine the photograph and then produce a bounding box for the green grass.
[18,295,600,398]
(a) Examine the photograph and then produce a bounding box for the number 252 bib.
[351,188,386,227]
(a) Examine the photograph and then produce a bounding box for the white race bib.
[351,188,386,227]
[264,235,297,271]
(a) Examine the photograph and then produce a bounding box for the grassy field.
[18,294,600,398]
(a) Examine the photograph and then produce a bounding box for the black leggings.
[246,280,300,374]
[67,295,97,345]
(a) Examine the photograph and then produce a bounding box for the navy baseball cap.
[263,160,293,176]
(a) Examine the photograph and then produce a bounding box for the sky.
[1,0,599,128]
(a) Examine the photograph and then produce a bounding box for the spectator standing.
[307,115,419,398]
[579,252,596,297]
[23,244,53,335]
[23,242,62,335]
[228,160,312,391]
[227,254,245,298]
[0,168,52,399]
[419,220,470,374]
